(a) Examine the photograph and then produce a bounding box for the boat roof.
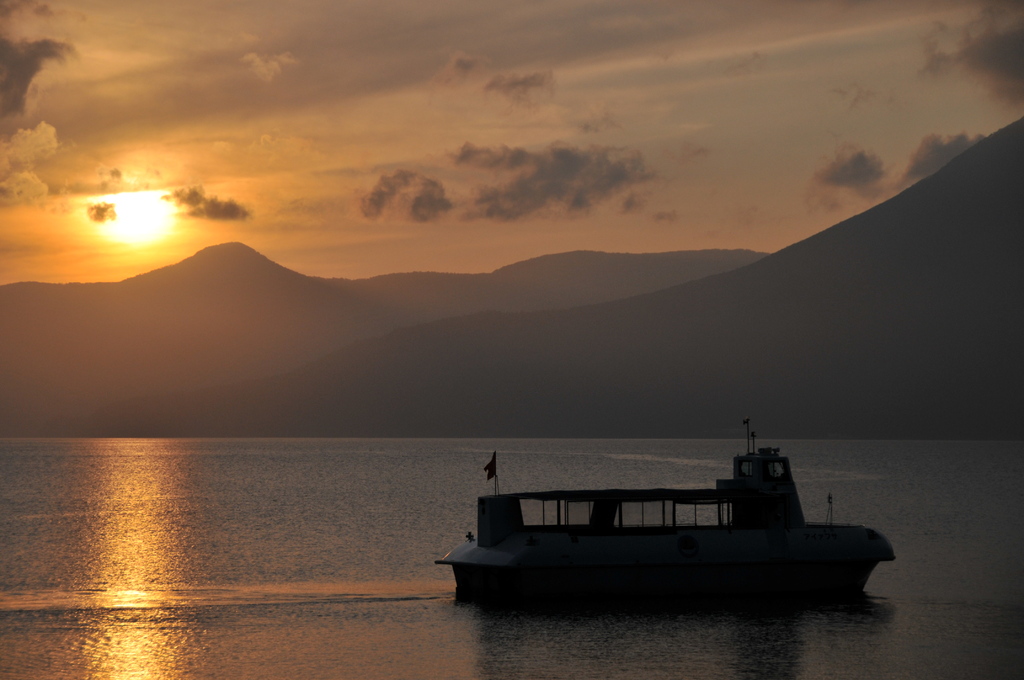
[493,488,775,502]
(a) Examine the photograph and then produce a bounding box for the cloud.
[808,129,982,211]
[164,185,251,220]
[577,106,621,134]
[432,51,488,86]
[807,142,887,210]
[361,169,453,222]
[812,143,886,192]
[453,142,653,220]
[241,52,298,82]
[723,51,766,77]
[1,120,57,169]
[96,166,124,192]
[86,201,116,222]
[620,192,645,213]
[0,0,49,16]
[652,210,678,222]
[0,36,73,117]
[923,9,1024,104]
[483,71,554,106]
[0,121,58,204]
[0,170,47,204]
[248,134,315,162]
[666,141,710,165]
[901,131,982,184]
[830,83,877,110]
[0,0,54,21]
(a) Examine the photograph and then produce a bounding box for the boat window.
[738,460,753,477]
[520,499,545,526]
[675,502,723,526]
[644,500,666,526]
[565,501,592,525]
[764,460,791,481]
[520,499,592,527]
[521,497,742,530]
[618,502,644,527]
[616,500,671,527]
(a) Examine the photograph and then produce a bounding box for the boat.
[435,446,894,600]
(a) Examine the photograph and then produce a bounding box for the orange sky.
[1,0,1022,284]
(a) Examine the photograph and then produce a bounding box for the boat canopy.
[495,488,776,502]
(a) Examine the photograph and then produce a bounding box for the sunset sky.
[1,0,1022,284]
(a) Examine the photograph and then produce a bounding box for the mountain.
[89,116,1024,439]
[339,249,761,317]
[0,245,762,435]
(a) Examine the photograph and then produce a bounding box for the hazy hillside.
[89,116,1024,439]
[346,250,761,317]
[0,246,761,434]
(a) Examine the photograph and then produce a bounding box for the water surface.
[1,439,1021,679]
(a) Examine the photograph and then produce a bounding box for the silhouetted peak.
[493,251,615,276]
[192,241,263,259]
[125,242,310,290]
[177,242,282,270]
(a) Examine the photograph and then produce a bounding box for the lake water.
[1,438,1022,679]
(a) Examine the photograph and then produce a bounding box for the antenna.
[743,418,750,453]
[826,492,833,526]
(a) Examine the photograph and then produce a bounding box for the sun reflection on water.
[83,608,197,680]
[83,440,197,679]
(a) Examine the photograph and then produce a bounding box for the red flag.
[484,451,496,480]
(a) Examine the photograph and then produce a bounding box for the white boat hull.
[438,525,894,601]
[449,559,882,600]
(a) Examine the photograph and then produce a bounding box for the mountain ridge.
[85,116,1024,439]
[0,245,763,435]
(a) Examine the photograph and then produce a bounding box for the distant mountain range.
[83,115,1024,440]
[0,245,762,435]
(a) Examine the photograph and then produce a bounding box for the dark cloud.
[483,71,554,106]
[164,185,251,220]
[0,0,53,19]
[901,132,982,184]
[361,169,453,222]
[830,83,877,110]
[86,201,116,223]
[620,192,645,213]
[577,107,621,134]
[812,143,886,193]
[957,15,1024,103]
[924,10,1024,104]
[652,210,678,222]
[807,143,887,211]
[97,166,124,192]
[667,141,710,165]
[432,51,488,85]
[723,51,765,77]
[0,36,72,117]
[453,142,652,220]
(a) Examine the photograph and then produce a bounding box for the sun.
[89,190,177,244]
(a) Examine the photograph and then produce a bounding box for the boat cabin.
[475,448,807,547]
